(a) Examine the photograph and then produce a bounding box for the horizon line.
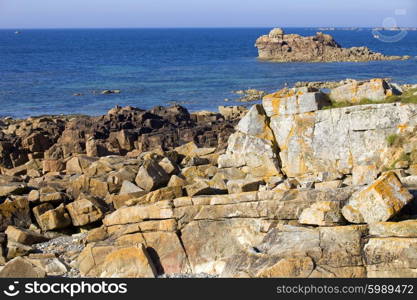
[1,25,416,30]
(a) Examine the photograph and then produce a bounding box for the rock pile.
[2,79,417,278]
[0,105,237,171]
[255,28,409,62]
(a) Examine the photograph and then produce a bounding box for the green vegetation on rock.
[323,88,417,110]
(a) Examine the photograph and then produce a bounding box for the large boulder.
[0,257,45,278]
[27,254,68,276]
[135,160,170,192]
[329,79,402,103]
[65,195,105,226]
[33,203,72,231]
[0,183,28,197]
[342,172,413,224]
[103,201,174,226]
[78,244,156,278]
[218,105,281,177]
[263,87,330,117]
[5,225,48,245]
[100,245,156,278]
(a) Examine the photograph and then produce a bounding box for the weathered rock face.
[255,28,407,62]
[269,102,417,180]
[218,105,281,178]
[78,243,157,278]
[222,225,368,278]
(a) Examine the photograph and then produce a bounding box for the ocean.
[0,28,416,118]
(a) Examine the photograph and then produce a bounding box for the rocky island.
[2,79,417,278]
[255,28,410,62]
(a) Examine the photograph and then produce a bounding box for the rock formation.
[255,28,409,62]
[2,79,417,278]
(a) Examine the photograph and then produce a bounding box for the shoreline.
[2,78,417,121]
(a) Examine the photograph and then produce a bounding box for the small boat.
[14,31,21,35]
[373,34,380,38]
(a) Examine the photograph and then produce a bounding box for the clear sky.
[0,0,416,29]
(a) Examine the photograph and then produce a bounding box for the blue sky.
[0,0,416,28]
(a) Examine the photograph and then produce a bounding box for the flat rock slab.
[0,257,45,278]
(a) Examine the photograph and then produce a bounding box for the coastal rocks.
[233,89,266,102]
[299,201,345,226]
[135,160,170,192]
[218,105,281,177]
[257,257,315,278]
[0,197,31,231]
[78,243,156,278]
[0,183,28,197]
[369,220,417,238]
[4,92,417,279]
[222,225,368,278]
[66,156,98,175]
[218,105,248,121]
[364,238,417,277]
[226,178,264,194]
[5,226,48,245]
[185,180,222,197]
[99,245,156,278]
[255,28,407,62]
[33,204,72,231]
[0,257,46,278]
[65,196,105,226]
[294,79,353,90]
[263,87,330,117]
[119,180,144,195]
[27,254,68,276]
[103,201,174,226]
[0,104,240,171]
[329,78,402,103]
[181,219,266,274]
[269,102,417,179]
[342,172,413,224]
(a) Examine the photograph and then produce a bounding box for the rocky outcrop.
[255,28,409,62]
[0,104,239,171]
[2,80,417,278]
[262,86,417,181]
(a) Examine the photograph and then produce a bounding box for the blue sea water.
[0,28,417,118]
